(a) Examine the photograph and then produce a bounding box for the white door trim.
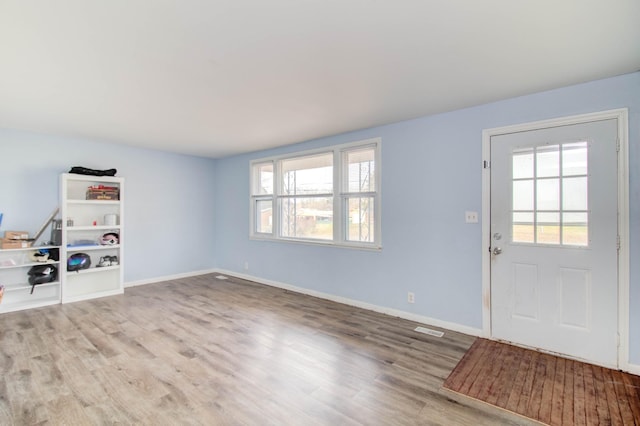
[481,108,630,370]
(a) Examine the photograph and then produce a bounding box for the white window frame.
[250,138,382,250]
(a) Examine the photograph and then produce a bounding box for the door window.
[512,142,589,246]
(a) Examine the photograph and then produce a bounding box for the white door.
[490,119,619,367]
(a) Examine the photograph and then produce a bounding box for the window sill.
[250,235,382,252]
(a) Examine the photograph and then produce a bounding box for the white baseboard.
[623,362,640,376]
[124,268,218,288]
[214,268,483,337]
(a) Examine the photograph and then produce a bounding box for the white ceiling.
[1,1,639,159]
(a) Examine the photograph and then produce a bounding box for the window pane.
[563,212,588,246]
[537,212,560,244]
[280,197,333,240]
[346,148,375,193]
[281,153,333,195]
[252,162,273,195]
[537,145,559,178]
[513,180,534,210]
[563,177,588,210]
[563,142,588,176]
[513,148,534,179]
[347,197,374,242]
[537,178,559,210]
[508,142,588,248]
[513,212,534,243]
[255,199,272,234]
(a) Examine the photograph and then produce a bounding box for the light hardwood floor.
[0,274,535,425]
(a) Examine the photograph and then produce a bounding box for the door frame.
[481,108,629,370]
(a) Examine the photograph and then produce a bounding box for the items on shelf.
[68,239,99,247]
[67,253,91,272]
[4,231,29,240]
[2,230,32,249]
[97,255,118,267]
[86,185,119,200]
[27,264,58,294]
[29,248,59,263]
[1,240,32,249]
[69,166,117,177]
[104,214,118,226]
[0,207,61,249]
[51,220,62,246]
[100,232,119,245]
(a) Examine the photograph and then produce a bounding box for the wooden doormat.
[442,338,640,425]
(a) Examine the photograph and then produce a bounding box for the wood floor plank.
[492,344,521,409]
[524,351,546,420]
[620,369,640,424]
[602,367,624,425]
[18,326,50,358]
[582,363,599,425]
[504,345,534,414]
[0,379,14,424]
[561,358,576,426]
[536,353,556,424]
[4,357,50,425]
[441,339,477,388]
[46,394,95,425]
[611,370,637,425]
[572,360,587,425]
[590,365,612,425]
[29,352,69,402]
[474,341,509,403]
[549,355,566,425]
[446,338,490,395]
[516,350,539,416]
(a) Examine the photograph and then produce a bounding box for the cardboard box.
[4,231,29,240]
[1,239,32,249]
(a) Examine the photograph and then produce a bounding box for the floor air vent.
[414,326,444,338]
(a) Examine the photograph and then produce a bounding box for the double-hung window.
[250,138,381,249]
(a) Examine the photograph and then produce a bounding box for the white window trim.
[250,137,382,250]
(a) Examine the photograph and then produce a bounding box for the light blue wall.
[213,72,640,363]
[0,130,217,282]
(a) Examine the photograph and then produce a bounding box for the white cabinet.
[60,173,124,303]
[0,246,61,313]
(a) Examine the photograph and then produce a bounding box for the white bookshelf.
[60,173,124,303]
[0,246,61,313]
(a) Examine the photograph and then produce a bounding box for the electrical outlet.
[244,261,249,271]
[408,292,415,304]
[465,211,479,223]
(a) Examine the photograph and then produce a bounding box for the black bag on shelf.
[69,166,117,177]
[27,265,58,294]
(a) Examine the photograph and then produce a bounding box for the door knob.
[493,247,503,255]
